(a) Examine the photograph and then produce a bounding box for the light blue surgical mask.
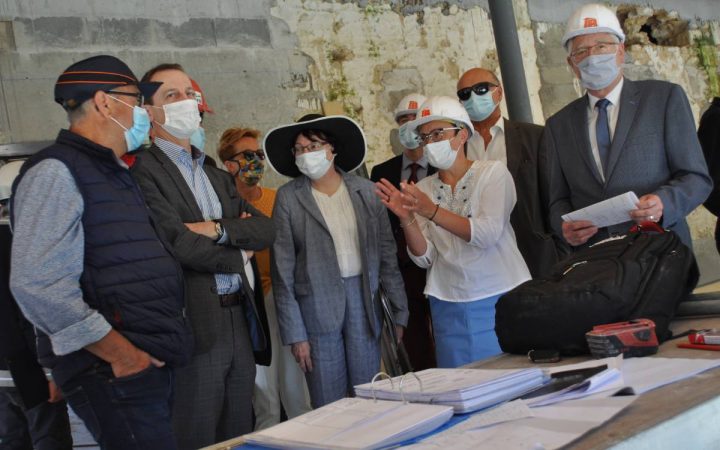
[398,122,421,149]
[576,52,620,91]
[462,91,497,122]
[190,127,206,151]
[109,96,151,152]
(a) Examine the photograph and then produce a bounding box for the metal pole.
[488,0,535,124]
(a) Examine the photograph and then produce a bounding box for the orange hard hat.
[190,78,214,114]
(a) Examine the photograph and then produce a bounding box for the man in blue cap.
[9,55,193,450]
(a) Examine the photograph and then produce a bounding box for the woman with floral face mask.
[375,96,530,368]
[217,127,312,428]
[265,115,408,409]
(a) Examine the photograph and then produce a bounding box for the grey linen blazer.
[130,144,275,365]
[543,78,712,249]
[271,171,409,345]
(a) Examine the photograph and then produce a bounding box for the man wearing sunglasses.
[131,64,275,449]
[544,3,711,250]
[10,55,193,449]
[457,68,564,278]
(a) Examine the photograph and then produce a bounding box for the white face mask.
[153,99,201,139]
[296,150,334,180]
[424,139,459,170]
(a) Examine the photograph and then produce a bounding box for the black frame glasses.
[292,141,329,156]
[456,82,498,101]
[106,90,144,106]
[229,149,265,162]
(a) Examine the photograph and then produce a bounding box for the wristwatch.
[213,219,225,242]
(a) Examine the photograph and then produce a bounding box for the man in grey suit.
[457,67,564,277]
[544,3,712,250]
[131,63,274,450]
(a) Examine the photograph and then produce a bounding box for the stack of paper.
[243,397,453,450]
[354,368,547,413]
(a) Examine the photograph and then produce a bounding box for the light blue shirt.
[155,138,241,295]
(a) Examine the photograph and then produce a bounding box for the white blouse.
[311,180,362,277]
[409,160,531,302]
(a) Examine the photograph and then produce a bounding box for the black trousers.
[0,387,72,450]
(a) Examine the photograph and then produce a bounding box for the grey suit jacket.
[131,144,275,364]
[271,171,409,345]
[543,78,712,249]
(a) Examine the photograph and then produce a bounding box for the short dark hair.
[140,63,186,105]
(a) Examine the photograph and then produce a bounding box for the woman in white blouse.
[376,97,530,368]
[265,115,408,408]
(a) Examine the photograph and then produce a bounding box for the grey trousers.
[304,275,381,408]
[171,303,256,450]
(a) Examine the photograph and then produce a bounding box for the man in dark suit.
[544,4,711,250]
[371,93,436,370]
[457,68,564,278]
[698,97,720,254]
[131,63,275,450]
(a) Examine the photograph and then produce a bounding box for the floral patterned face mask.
[229,150,266,186]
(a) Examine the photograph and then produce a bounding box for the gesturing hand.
[375,178,412,220]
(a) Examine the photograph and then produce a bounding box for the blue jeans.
[60,363,177,450]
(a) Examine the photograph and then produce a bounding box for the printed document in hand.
[242,397,453,450]
[562,191,639,228]
[354,368,546,413]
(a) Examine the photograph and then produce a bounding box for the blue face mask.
[109,96,151,152]
[398,122,421,149]
[462,91,497,122]
[190,127,206,151]
[576,52,620,91]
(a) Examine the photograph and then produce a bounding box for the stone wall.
[1,0,719,281]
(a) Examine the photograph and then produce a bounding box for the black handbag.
[495,223,699,355]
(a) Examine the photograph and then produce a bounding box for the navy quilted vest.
[11,130,193,384]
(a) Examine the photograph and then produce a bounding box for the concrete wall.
[1,0,719,281]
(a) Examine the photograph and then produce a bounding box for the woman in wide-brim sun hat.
[264,114,409,408]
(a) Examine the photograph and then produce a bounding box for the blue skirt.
[428,294,503,368]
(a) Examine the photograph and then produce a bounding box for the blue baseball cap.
[54,55,162,110]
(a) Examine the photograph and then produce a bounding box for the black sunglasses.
[106,90,144,106]
[230,150,265,162]
[456,82,498,101]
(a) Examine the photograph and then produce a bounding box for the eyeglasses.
[106,90,144,106]
[569,42,619,63]
[292,141,329,156]
[456,82,498,101]
[229,150,265,162]
[418,127,460,145]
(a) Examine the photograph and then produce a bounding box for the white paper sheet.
[561,191,639,227]
[620,357,720,394]
[404,397,636,450]
[528,368,624,407]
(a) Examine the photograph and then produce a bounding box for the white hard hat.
[410,96,474,138]
[561,3,625,50]
[393,93,427,121]
[0,160,24,201]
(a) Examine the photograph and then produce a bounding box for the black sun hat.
[263,115,366,178]
[54,55,162,110]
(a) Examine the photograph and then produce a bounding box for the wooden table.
[467,316,720,450]
[204,316,720,450]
